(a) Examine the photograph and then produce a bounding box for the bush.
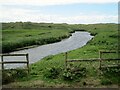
[62,68,75,80]
[101,67,120,85]
[2,71,14,84]
[101,79,112,85]
[62,64,86,81]
[2,69,28,84]
[102,67,120,76]
[14,69,28,78]
[44,66,62,79]
[43,64,87,81]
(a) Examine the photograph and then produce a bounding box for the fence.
[0,53,29,73]
[65,50,120,69]
[99,50,120,69]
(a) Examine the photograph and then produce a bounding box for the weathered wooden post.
[1,55,4,71]
[117,50,120,66]
[65,52,68,68]
[26,53,29,74]
[99,51,102,69]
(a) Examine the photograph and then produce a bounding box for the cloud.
[0,0,117,24]
[1,0,119,6]
[0,7,117,24]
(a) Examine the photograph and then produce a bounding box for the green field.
[2,22,120,88]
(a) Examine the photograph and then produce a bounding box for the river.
[1,31,93,69]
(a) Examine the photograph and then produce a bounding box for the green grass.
[2,22,74,53]
[2,23,120,88]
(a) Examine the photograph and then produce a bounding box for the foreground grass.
[2,23,120,88]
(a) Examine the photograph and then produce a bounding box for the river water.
[1,31,93,69]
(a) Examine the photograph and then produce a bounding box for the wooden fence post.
[1,55,4,70]
[117,50,120,66]
[26,53,29,74]
[99,51,102,69]
[65,52,68,68]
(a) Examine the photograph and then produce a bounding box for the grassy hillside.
[2,23,120,88]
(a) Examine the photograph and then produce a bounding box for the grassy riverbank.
[2,23,120,88]
[2,22,77,53]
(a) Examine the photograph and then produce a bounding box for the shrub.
[2,69,28,84]
[101,79,112,85]
[101,67,120,85]
[14,69,28,78]
[62,68,75,80]
[2,71,14,84]
[102,67,120,76]
[44,66,62,79]
[62,64,86,81]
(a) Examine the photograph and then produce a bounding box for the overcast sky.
[0,0,119,24]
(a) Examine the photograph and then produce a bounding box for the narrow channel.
[2,31,93,68]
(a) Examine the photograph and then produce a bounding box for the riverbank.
[2,30,71,53]
[2,22,78,53]
[2,23,120,88]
